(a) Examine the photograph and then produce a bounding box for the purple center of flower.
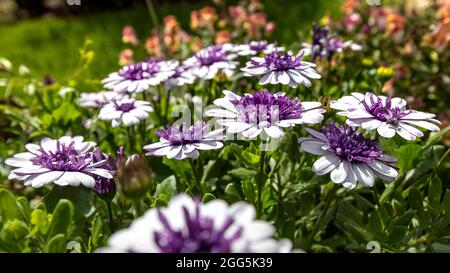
[115,101,135,112]
[154,202,243,253]
[118,61,159,80]
[231,91,302,125]
[311,24,345,59]
[258,51,301,71]
[195,46,227,66]
[361,96,408,124]
[322,123,383,163]
[249,41,268,52]
[31,141,91,171]
[156,122,207,145]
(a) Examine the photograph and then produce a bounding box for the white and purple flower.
[241,50,321,88]
[299,123,398,189]
[98,98,153,128]
[98,193,293,253]
[164,66,196,89]
[144,121,223,160]
[102,59,178,93]
[233,41,283,56]
[302,24,362,60]
[78,91,128,108]
[183,45,238,80]
[205,90,325,139]
[330,92,441,140]
[5,136,113,188]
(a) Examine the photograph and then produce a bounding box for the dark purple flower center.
[257,51,301,71]
[156,122,207,145]
[249,41,268,52]
[118,61,159,80]
[361,96,409,124]
[322,123,383,163]
[31,141,91,171]
[154,202,243,253]
[115,102,135,112]
[311,24,345,60]
[195,46,227,66]
[231,90,302,125]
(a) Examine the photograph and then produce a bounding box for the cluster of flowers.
[5,36,442,253]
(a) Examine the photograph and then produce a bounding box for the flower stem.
[164,88,172,124]
[106,200,115,232]
[303,183,338,251]
[256,150,267,218]
[189,158,203,195]
[133,199,144,217]
[127,126,135,152]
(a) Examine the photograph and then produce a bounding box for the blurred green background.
[0,0,341,81]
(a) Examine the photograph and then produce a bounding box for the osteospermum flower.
[5,136,112,188]
[92,147,123,198]
[233,40,283,56]
[78,91,128,108]
[330,92,441,140]
[164,66,196,89]
[299,123,398,189]
[183,45,238,80]
[102,59,178,93]
[98,98,153,128]
[144,121,223,160]
[98,193,293,253]
[205,90,325,139]
[241,50,321,87]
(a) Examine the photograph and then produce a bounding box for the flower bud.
[116,154,153,199]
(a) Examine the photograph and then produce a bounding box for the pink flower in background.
[119,49,133,66]
[122,26,139,46]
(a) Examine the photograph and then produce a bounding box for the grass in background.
[0,0,341,81]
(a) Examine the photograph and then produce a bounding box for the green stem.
[256,150,267,218]
[133,200,144,217]
[127,126,135,152]
[303,184,338,251]
[164,88,172,124]
[189,158,203,195]
[145,0,166,56]
[106,200,115,232]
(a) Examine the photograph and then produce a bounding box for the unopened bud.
[116,154,153,199]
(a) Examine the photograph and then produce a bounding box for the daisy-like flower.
[98,98,153,128]
[330,92,441,140]
[98,193,293,253]
[241,50,321,87]
[102,59,178,93]
[183,45,238,80]
[163,66,196,89]
[78,91,128,108]
[144,121,223,160]
[302,24,361,61]
[5,136,113,188]
[233,40,284,56]
[205,90,325,139]
[299,122,398,189]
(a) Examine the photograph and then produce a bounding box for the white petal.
[377,123,396,138]
[361,119,382,130]
[29,171,64,188]
[330,161,348,183]
[368,160,398,178]
[353,164,375,187]
[342,164,357,189]
[263,126,284,138]
[300,141,329,155]
[193,141,223,150]
[312,154,341,175]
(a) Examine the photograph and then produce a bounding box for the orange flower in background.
[163,15,179,33]
[422,0,450,52]
[122,26,138,45]
[119,49,133,66]
[215,30,231,44]
[228,6,247,27]
[341,0,361,14]
[190,6,218,30]
[386,11,405,37]
[145,35,162,56]
[190,36,203,52]
[246,12,267,39]
[248,0,264,12]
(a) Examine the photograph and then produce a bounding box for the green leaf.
[241,178,256,204]
[162,157,193,184]
[16,197,31,223]
[90,213,104,250]
[43,185,93,222]
[229,168,257,178]
[30,208,50,236]
[443,190,450,219]
[155,175,177,201]
[44,234,67,253]
[47,199,74,239]
[387,226,408,244]
[224,183,242,203]
[397,144,422,173]
[0,219,28,243]
[428,176,442,209]
[201,193,215,203]
[0,189,22,221]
